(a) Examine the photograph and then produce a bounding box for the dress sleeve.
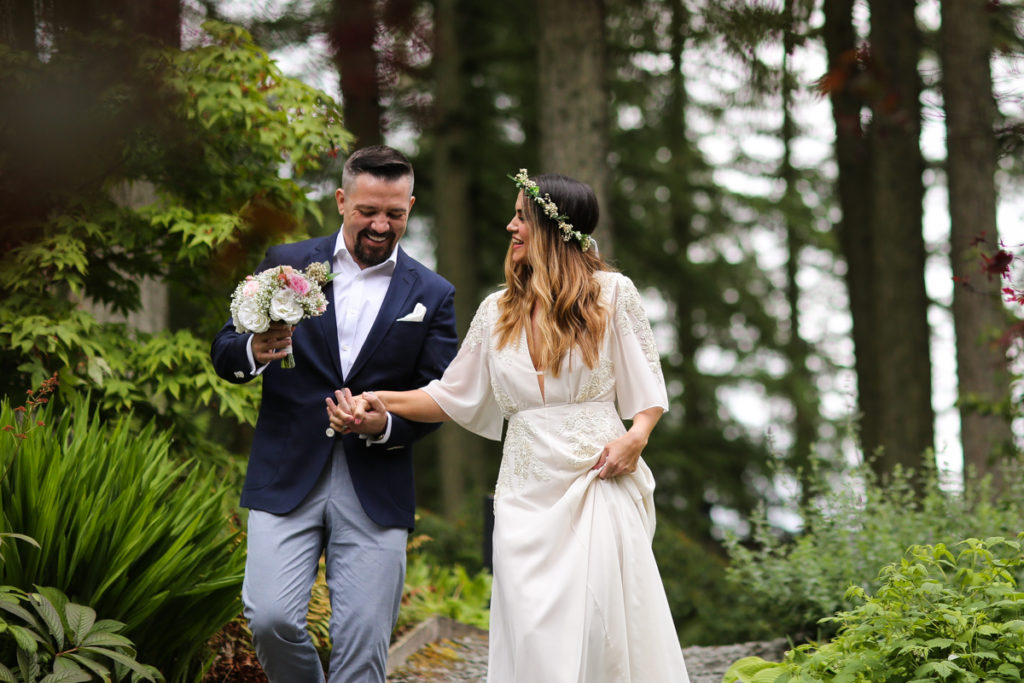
[421,296,504,441]
[610,275,670,419]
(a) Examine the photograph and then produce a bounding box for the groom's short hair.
[342,145,414,195]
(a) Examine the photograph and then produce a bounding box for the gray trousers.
[242,444,408,683]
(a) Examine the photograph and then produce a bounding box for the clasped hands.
[325,388,387,437]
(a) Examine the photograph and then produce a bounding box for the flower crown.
[509,169,594,251]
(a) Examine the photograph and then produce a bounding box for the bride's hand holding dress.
[592,405,660,479]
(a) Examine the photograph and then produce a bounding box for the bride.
[328,171,690,682]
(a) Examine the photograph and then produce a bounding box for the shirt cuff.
[246,335,270,377]
[360,412,393,446]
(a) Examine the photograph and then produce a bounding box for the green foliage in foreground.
[0,395,246,682]
[720,461,1024,642]
[398,543,493,633]
[0,576,163,683]
[724,537,1024,683]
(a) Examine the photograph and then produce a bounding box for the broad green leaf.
[80,647,154,677]
[88,619,127,634]
[28,592,64,649]
[751,668,787,683]
[724,656,782,683]
[39,664,92,683]
[923,637,954,648]
[913,660,957,679]
[81,630,134,648]
[9,623,39,653]
[64,653,111,680]
[64,603,96,647]
[997,663,1022,680]
[0,599,43,631]
[52,657,84,675]
[17,645,39,683]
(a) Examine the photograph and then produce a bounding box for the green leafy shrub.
[0,19,351,459]
[724,536,1024,683]
[0,582,163,682]
[0,395,246,682]
[720,461,1024,642]
[398,546,492,634]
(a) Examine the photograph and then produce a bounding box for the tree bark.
[431,0,484,519]
[329,0,383,147]
[865,0,933,479]
[822,0,881,461]
[941,0,1013,483]
[536,0,612,252]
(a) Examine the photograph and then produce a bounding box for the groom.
[211,145,458,682]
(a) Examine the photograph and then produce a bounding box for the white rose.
[237,298,271,333]
[270,288,304,325]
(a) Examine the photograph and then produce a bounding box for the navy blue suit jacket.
[211,233,458,529]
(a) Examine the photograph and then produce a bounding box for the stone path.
[386,618,789,682]
[388,633,490,682]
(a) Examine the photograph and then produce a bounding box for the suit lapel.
[313,233,345,383]
[346,248,418,383]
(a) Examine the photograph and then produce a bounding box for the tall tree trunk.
[329,0,383,147]
[941,0,1012,484]
[432,0,484,519]
[822,0,880,462]
[866,0,933,480]
[536,0,611,252]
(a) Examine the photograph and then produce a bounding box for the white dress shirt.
[332,231,397,376]
[332,231,396,444]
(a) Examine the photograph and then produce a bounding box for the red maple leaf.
[981,249,1013,279]
[1003,287,1024,305]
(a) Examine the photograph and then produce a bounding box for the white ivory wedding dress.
[422,271,690,683]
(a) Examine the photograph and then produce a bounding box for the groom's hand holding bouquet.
[229,262,334,369]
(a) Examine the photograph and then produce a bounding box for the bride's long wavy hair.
[495,174,613,376]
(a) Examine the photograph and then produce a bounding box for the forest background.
[2,0,1024,676]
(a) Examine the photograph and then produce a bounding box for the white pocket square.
[396,302,427,323]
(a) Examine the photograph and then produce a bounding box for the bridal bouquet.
[229,262,334,369]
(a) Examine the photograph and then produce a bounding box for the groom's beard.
[354,229,396,267]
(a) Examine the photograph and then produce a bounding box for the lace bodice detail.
[422,271,669,443]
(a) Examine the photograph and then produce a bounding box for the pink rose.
[242,279,260,297]
[286,273,311,296]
